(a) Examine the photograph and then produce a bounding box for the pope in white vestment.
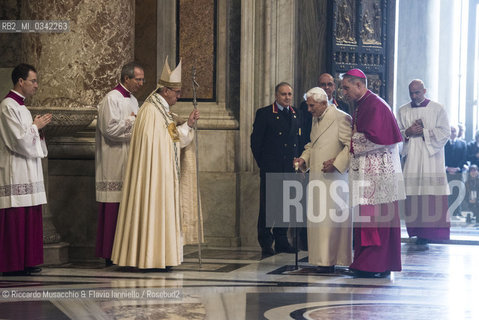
[111,58,202,269]
[296,87,352,271]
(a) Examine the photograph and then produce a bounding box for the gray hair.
[120,62,143,83]
[275,81,292,93]
[305,87,328,103]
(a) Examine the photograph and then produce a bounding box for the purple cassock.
[350,203,402,272]
[405,195,450,241]
[95,202,120,259]
[350,90,403,273]
[0,206,43,272]
[353,90,402,145]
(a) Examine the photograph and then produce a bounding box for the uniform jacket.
[251,103,301,173]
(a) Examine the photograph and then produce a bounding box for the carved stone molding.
[174,102,238,130]
[28,106,97,138]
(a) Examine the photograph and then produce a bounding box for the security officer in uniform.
[251,82,301,258]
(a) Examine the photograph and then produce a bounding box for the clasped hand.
[33,113,52,130]
[406,119,423,137]
[322,158,336,173]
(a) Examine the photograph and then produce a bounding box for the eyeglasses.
[166,87,181,96]
[25,79,38,84]
[319,82,334,87]
[134,78,145,83]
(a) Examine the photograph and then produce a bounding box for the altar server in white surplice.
[0,63,52,276]
[111,58,202,270]
[397,79,451,244]
[294,87,352,273]
[95,62,144,265]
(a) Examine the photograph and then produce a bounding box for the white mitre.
[157,56,182,89]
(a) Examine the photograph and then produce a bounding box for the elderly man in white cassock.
[294,87,352,273]
[111,58,201,271]
[0,63,52,276]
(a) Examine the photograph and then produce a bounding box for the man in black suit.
[299,73,350,152]
[467,130,479,167]
[251,82,301,258]
[445,125,468,216]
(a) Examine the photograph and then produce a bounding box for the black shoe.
[25,266,42,273]
[342,268,358,277]
[261,247,275,259]
[315,265,335,273]
[371,271,391,278]
[274,245,297,254]
[140,267,173,273]
[348,268,391,278]
[2,270,31,276]
[416,237,429,245]
[105,259,114,267]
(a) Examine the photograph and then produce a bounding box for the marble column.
[167,0,240,247]
[19,0,135,263]
[396,0,462,120]
[240,0,296,173]
[395,0,454,107]
[21,0,135,107]
[239,0,297,247]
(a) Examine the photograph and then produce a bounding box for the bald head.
[409,79,426,105]
[409,79,425,90]
[318,73,335,100]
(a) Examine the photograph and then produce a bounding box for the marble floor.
[1,243,479,319]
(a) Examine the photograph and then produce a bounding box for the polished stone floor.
[1,242,479,319]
